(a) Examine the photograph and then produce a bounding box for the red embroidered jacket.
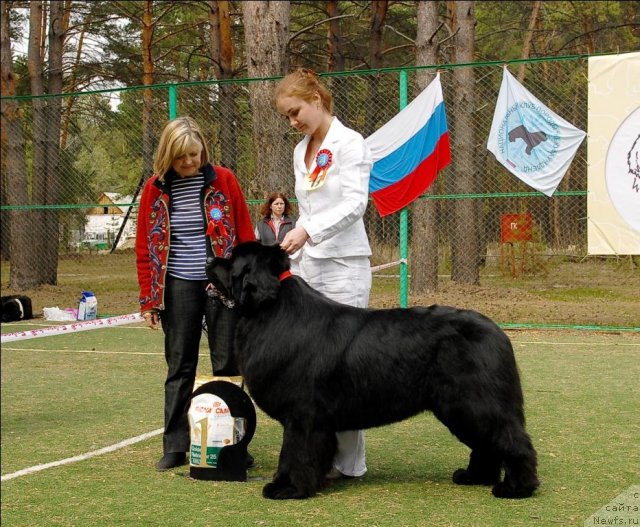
[135,163,255,313]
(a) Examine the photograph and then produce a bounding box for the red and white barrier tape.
[1,262,406,344]
[1,313,143,344]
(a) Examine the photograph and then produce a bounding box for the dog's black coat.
[207,242,539,500]
[1,295,33,322]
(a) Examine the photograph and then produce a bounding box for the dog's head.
[206,242,291,315]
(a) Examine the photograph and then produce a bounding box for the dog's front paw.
[262,481,311,500]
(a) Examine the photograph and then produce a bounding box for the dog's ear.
[205,256,232,297]
[231,243,285,314]
[266,244,291,276]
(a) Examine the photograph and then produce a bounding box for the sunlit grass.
[2,327,639,526]
[535,286,618,302]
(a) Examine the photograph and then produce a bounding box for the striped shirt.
[167,174,208,280]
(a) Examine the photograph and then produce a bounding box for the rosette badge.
[317,150,331,168]
[306,149,333,189]
[206,206,229,254]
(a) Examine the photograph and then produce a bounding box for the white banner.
[587,52,640,255]
[487,68,586,196]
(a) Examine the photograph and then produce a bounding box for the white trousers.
[292,251,371,477]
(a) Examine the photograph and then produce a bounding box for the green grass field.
[1,322,639,527]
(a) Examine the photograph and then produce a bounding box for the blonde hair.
[274,68,333,114]
[153,116,210,180]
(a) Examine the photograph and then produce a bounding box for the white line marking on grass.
[1,428,164,482]
[512,340,640,347]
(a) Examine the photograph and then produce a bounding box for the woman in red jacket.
[136,116,255,471]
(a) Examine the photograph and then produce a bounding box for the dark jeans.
[160,275,238,454]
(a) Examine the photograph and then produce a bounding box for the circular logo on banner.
[605,106,640,232]
[497,102,561,173]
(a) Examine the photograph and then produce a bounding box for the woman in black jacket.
[255,192,296,245]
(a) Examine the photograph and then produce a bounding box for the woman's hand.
[280,226,309,254]
[142,309,160,330]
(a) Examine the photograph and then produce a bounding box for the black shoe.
[156,452,187,471]
[246,452,255,469]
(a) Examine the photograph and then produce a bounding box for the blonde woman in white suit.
[275,68,372,479]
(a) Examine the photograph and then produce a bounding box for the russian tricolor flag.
[366,73,451,217]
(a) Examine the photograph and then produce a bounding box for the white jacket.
[293,117,372,259]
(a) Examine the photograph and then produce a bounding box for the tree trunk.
[27,0,52,286]
[326,1,344,73]
[209,0,238,172]
[364,1,387,138]
[363,1,389,247]
[61,10,89,150]
[325,1,348,118]
[1,1,31,288]
[517,0,541,82]
[450,1,479,285]
[242,0,290,196]
[37,0,65,285]
[410,0,441,295]
[0,1,14,259]
[142,0,154,178]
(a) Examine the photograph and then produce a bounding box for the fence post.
[168,84,178,119]
[399,71,409,308]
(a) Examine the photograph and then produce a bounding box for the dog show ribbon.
[304,149,333,190]
[205,206,229,257]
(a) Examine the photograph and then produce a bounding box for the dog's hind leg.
[263,422,336,500]
[452,447,502,486]
[448,418,539,498]
[431,403,503,487]
[435,405,537,497]
[490,427,539,499]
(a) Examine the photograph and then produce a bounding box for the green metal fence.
[1,55,605,304]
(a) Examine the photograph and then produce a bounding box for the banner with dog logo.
[587,51,640,255]
[487,67,586,197]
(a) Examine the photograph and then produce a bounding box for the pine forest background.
[1,1,639,303]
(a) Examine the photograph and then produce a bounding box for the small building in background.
[81,192,137,250]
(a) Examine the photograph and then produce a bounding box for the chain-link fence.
[1,56,599,302]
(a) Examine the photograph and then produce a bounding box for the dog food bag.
[77,291,97,320]
[189,393,237,468]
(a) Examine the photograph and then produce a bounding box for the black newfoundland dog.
[206,242,539,500]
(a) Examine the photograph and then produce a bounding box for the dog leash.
[205,283,236,309]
